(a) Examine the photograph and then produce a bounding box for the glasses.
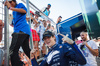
[9,1,12,3]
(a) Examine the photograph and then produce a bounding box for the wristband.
[8,7,12,10]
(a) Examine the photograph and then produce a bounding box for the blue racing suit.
[31,43,86,66]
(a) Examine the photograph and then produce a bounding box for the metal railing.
[21,0,56,63]
[0,0,56,65]
[21,0,56,25]
[3,0,9,65]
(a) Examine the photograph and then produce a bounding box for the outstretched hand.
[58,33,74,44]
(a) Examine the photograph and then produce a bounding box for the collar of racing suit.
[49,44,57,51]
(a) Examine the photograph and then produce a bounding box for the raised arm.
[4,0,26,13]
[82,41,98,56]
[9,8,26,13]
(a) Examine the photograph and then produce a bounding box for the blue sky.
[15,0,82,23]
[0,0,82,33]
[29,0,82,23]
[0,0,82,46]
[0,0,82,23]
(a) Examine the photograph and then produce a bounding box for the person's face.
[43,36,55,48]
[43,21,47,27]
[80,33,87,41]
[47,5,51,9]
[51,26,54,30]
[9,1,16,7]
[59,17,62,20]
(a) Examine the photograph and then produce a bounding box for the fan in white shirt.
[78,32,99,66]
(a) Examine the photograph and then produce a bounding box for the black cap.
[35,11,41,17]
[43,31,54,40]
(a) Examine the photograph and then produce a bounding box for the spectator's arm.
[26,15,34,22]
[33,19,38,24]
[0,20,4,42]
[45,25,49,31]
[85,42,98,56]
[56,17,60,24]
[10,24,14,27]
[24,55,32,65]
[10,8,26,13]
[41,7,46,12]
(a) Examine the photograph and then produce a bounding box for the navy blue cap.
[35,11,41,17]
[43,31,54,40]
[8,0,16,1]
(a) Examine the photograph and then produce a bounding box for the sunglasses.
[9,1,12,3]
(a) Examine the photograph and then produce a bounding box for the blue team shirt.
[12,3,31,35]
